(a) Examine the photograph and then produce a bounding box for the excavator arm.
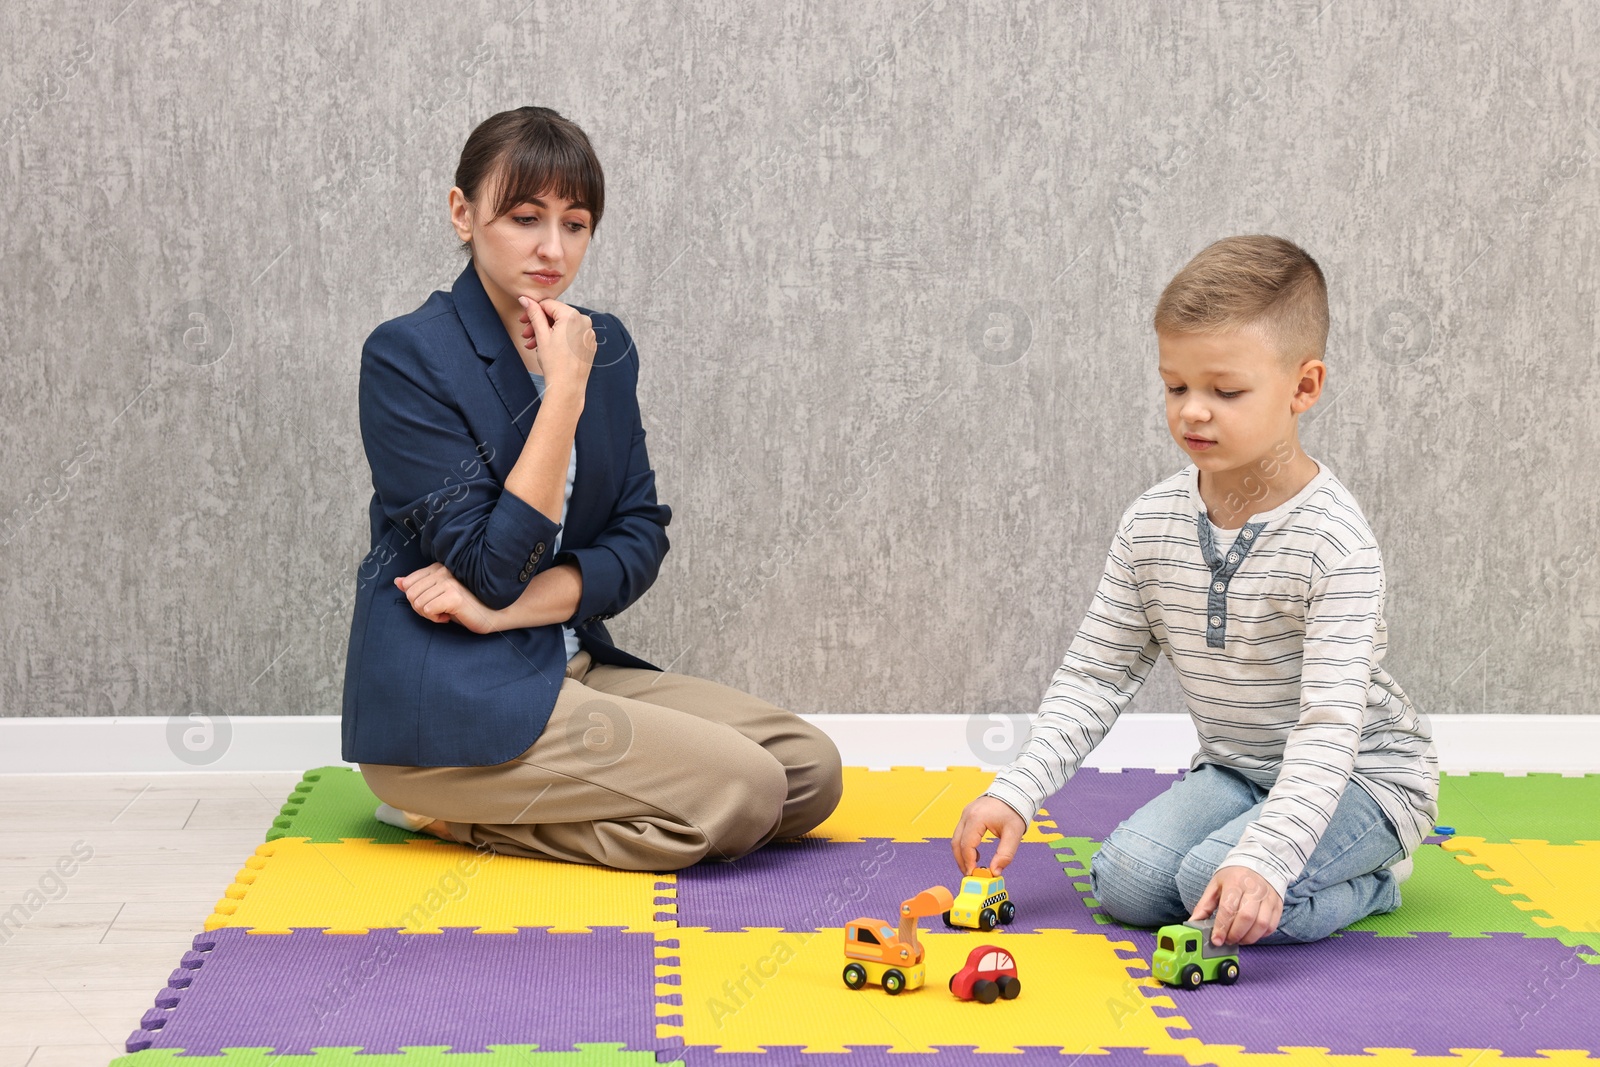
[897,885,955,954]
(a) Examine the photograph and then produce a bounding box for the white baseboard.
[1,713,1596,775]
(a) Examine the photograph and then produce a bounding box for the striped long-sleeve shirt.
[986,454,1438,898]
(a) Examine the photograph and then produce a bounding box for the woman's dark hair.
[454,106,604,250]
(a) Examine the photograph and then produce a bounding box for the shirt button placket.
[1205,521,1266,649]
[1207,567,1229,649]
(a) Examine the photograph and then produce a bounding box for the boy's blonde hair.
[1153,235,1329,372]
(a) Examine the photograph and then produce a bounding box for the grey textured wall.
[3,0,1596,727]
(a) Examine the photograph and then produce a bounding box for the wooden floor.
[0,772,305,1066]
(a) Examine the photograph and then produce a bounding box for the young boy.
[952,235,1438,947]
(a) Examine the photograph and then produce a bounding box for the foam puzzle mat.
[111,767,1600,1063]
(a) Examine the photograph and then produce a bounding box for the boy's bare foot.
[421,819,456,843]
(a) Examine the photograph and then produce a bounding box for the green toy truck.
[1151,918,1240,989]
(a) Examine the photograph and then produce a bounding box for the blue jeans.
[1088,762,1406,944]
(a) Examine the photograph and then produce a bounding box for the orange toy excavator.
[841,884,956,995]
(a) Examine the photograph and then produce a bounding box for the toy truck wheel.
[942,910,955,928]
[979,907,997,932]
[842,963,867,990]
[972,978,999,1004]
[883,968,906,995]
[1179,964,1203,990]
[1217,960,1239,985]
[998,901,1016,925]
[997,975,1021,1000]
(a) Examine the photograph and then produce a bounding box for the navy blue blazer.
[341,262,672,767]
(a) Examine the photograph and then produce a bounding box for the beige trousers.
[359,650,844,872]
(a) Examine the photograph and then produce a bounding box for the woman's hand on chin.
[518,295,595,396]
[395,563,500,634]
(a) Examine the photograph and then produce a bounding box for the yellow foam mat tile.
[808,767,1058,843]
[655,927,1183,1053]
[1443,837,1600,941]
[207,837,673,933]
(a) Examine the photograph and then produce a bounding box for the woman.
[340,106,842,871]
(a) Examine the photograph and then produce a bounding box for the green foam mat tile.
[1048,831,1585,946]
[113,1044,660,1066]
[1047,835,1118,926]
[267,765,423,843]
[1438,771,1600,845]
[1047,834,1100,883]
[1345,841,1580,941]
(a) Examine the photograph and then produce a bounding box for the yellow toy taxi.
[942,866,1017,932]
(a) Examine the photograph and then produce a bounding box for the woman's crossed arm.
[395,559,581,634]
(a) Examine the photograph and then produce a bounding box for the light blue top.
[530,371,580,662]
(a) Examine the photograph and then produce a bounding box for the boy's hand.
[950,795,1027,876]
[1190,865,1282,946]
[395,563,501,634]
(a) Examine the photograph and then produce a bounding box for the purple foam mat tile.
[127,926,661,1055]
[1038,768,1184,842]
[1113,933,1159,970]
[672,838,1102,934]
[652,879,676,924]
[1140,930,1600,1056]
[658,1046,1196,1064]
[126,932,220,1049]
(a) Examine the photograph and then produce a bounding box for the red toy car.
[948,943,1021,1003]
